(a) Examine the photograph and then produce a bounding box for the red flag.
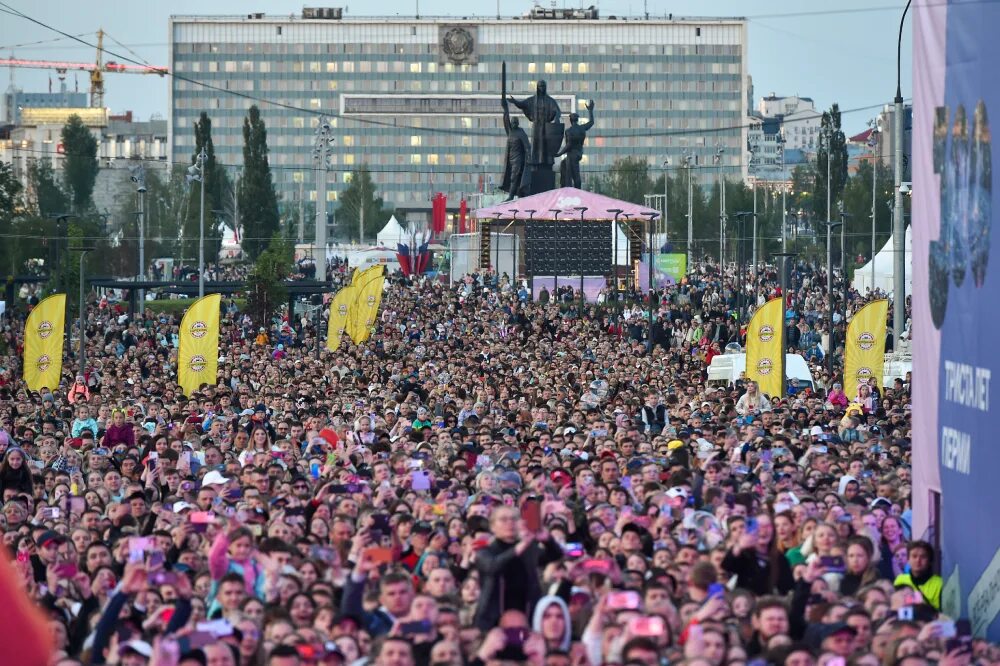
[459,198,468,234]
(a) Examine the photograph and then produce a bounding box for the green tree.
[28,159,70,218]
[246,233,292,328]
[590,156,654,204]
[182,113,228,267]
[841,160,895,274]
[237,106,280,259]
[0,160,23,226]
[61,114,99,212]
[814,104,849,220]
[337,165,388,243]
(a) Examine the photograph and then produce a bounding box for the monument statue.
[500,97,531,201]
[557,100,595,189]
[507,79,564,168]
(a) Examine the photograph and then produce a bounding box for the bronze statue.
[507,80,564,169]
[557,100,595,189]
[500,97,531,201]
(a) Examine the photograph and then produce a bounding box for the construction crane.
[0,29,167,108]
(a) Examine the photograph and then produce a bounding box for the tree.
[28,159,70,218]
[0,160,23,224]
[237,105,280,259]
[182,113,228,267]
[61,114,99,212]
[841,160,895,274]
[813,104,849,220]
[337,165,389,243]
[590,157,654,204]
[246,233,292,329]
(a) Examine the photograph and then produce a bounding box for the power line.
[7,134,891,177]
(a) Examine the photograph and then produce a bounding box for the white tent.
[376,215,408,248]
[852,226,912,298]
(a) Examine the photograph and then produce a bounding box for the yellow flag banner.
[845,299,888,393]
[349,275,385,344]
[351,264,383,286]
[745,296,785,398]
[326,286,357,351]
[178,294,221,396]
[23,293,66,392]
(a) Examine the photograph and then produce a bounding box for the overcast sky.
[0,0,912,134]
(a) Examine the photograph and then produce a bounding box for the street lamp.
[77,246,96,377]
[642,211,660,350]
[186,148,207,298]
[548,209,563,297]
[574,207,588,303]
[47,213,77,282]
[821,219,843,379]
[313,119,335,282]
[683,151,695,272]
[840,212,852,318]
[661,158,670,238]
[607,208,623,308]
[893,0,912,344]
[867,118,881,291]
[130,164,147,306]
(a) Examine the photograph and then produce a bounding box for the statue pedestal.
[528,164,556,195]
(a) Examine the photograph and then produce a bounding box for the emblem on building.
[440,26,477,65]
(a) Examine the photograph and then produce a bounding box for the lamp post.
[772,250,798,396]
[607,208,623,309]
[893,0,912,344]
[868,119,881,291]
[661,158,670,238]
[714,147,725,268]
[684,151,695,272]
[547,209,563,298]
[505,209,519,285]
[641,212,660,351]
[313,118,335,283]
[840,212,852,318]
[129,164,147,307]
[77,246,96,377]
[574,207,588,303]
[822,220,843,379]
[186,148,207,298]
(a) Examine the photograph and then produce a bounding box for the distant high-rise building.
[2,85,88,125]
[169,8,751,221]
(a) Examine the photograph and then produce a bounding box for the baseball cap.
[120,640,153,658]
[201,470,230,487]
[666,487,688,500]
[172,501,195,513]
[37,530,66,548]
[810,425,824,436]
[667,439,685,450]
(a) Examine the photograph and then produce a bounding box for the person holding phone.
[722,513,794,595]
[473,506,563,631]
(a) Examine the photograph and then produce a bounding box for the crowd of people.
[0,256,986,666]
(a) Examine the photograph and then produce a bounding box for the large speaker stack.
[525,221,611,277]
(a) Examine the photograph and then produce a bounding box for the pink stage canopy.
[474,187,660,221]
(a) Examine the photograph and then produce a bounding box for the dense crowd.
[0,257,985,666]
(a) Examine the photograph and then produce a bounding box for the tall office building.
[169,7,749,225]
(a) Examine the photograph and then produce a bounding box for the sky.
[0,0,912,135]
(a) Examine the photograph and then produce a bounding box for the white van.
[707,351,816,391]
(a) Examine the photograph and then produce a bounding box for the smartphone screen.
[520,497,542,532]
[606,590,641,611]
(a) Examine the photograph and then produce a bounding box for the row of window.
[176,41,743,58]
[173,59,740,77]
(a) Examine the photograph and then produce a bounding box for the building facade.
[756,93,822,152]
[169,9,750,223]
